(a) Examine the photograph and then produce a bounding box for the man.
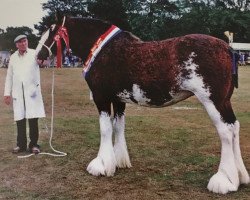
[4,34,45,154]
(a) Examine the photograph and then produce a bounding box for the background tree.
[87,0,131,31]
[174,0,250,42]
[38,0,178,40]
[0,0,249,52]
[35,0,89,35]
[124,0,179,40]
[0,27,38,51]
[37,0,250,42]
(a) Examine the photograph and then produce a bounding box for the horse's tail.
[229,48,239,88]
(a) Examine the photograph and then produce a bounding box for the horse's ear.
[55,10,64,24]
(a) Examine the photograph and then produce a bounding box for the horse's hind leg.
[113,101,132,168]
[87,98,117,176]
[210,100,249,188]
[195,92,244,194]
[232,120,250,184]
[198,93,250,193]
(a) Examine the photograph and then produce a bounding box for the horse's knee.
[99,111,112,137]
[217,124,233,144]
[233,120,240,137]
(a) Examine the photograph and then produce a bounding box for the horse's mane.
[124,31,142,42]
[70,17,112,27]
[69,17,142,42]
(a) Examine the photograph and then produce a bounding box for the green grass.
[0,67,250,199]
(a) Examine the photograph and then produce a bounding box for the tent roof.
[230,43,250,51]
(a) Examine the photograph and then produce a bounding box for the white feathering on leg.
[232,121,250,184]
[113,115,132,168]
[203,105,240,194]
[87,112,117,176]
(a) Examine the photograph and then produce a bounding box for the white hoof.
[114,144,132,168]
[239,171,250,184]
[87,157,105,176]
[87,153,117,177]
[207,171,238,194]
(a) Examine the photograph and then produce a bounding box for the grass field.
[0,67,250,200]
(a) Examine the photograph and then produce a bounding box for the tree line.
[0,0,250,51]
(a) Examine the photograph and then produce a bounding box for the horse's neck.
[111,32,143,50]
[66,20,142,61]
[67,19,110,60]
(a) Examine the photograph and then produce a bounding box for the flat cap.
[14,35,27,43]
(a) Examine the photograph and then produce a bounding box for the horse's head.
[36,16,70,66]
[36,15,120,67]
[36,24,59,60]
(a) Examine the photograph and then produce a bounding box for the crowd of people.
[238,52,250,65]
[62,49,82,67]
[0,51,11,68]
[0,58,9,67]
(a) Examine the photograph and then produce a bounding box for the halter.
[39,16,70,68]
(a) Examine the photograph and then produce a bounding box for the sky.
[0,0,48,34]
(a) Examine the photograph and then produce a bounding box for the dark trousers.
[16,118,39,150]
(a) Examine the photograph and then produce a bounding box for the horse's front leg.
[113,101,132,168]
[87,100,117,176]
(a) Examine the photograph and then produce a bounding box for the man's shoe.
[12,146,26,153]
[31,146,40,154]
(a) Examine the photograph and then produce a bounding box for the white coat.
[4,48,45,121]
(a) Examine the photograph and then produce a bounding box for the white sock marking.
[113,115,132,168]
[232,121,250,184]
[87,112,116,176]
[179,53,241,194]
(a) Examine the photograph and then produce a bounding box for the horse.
[36,16,249,194]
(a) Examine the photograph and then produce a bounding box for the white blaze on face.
[35,28,51,55]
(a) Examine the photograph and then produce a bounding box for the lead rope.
[18,68,67,158]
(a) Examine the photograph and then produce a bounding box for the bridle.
[39,16,70,68]
[38,16,122,71]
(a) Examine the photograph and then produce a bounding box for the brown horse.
[36,16,249,194]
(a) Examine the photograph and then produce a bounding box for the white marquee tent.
[230,43,250,51]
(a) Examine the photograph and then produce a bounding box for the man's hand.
[4,96,11,105]
[36,59,44,66]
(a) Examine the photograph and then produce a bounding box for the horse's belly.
[117,84,193,107]
[160,91,193,107]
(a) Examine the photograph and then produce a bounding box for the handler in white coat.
[4,35,45,154]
